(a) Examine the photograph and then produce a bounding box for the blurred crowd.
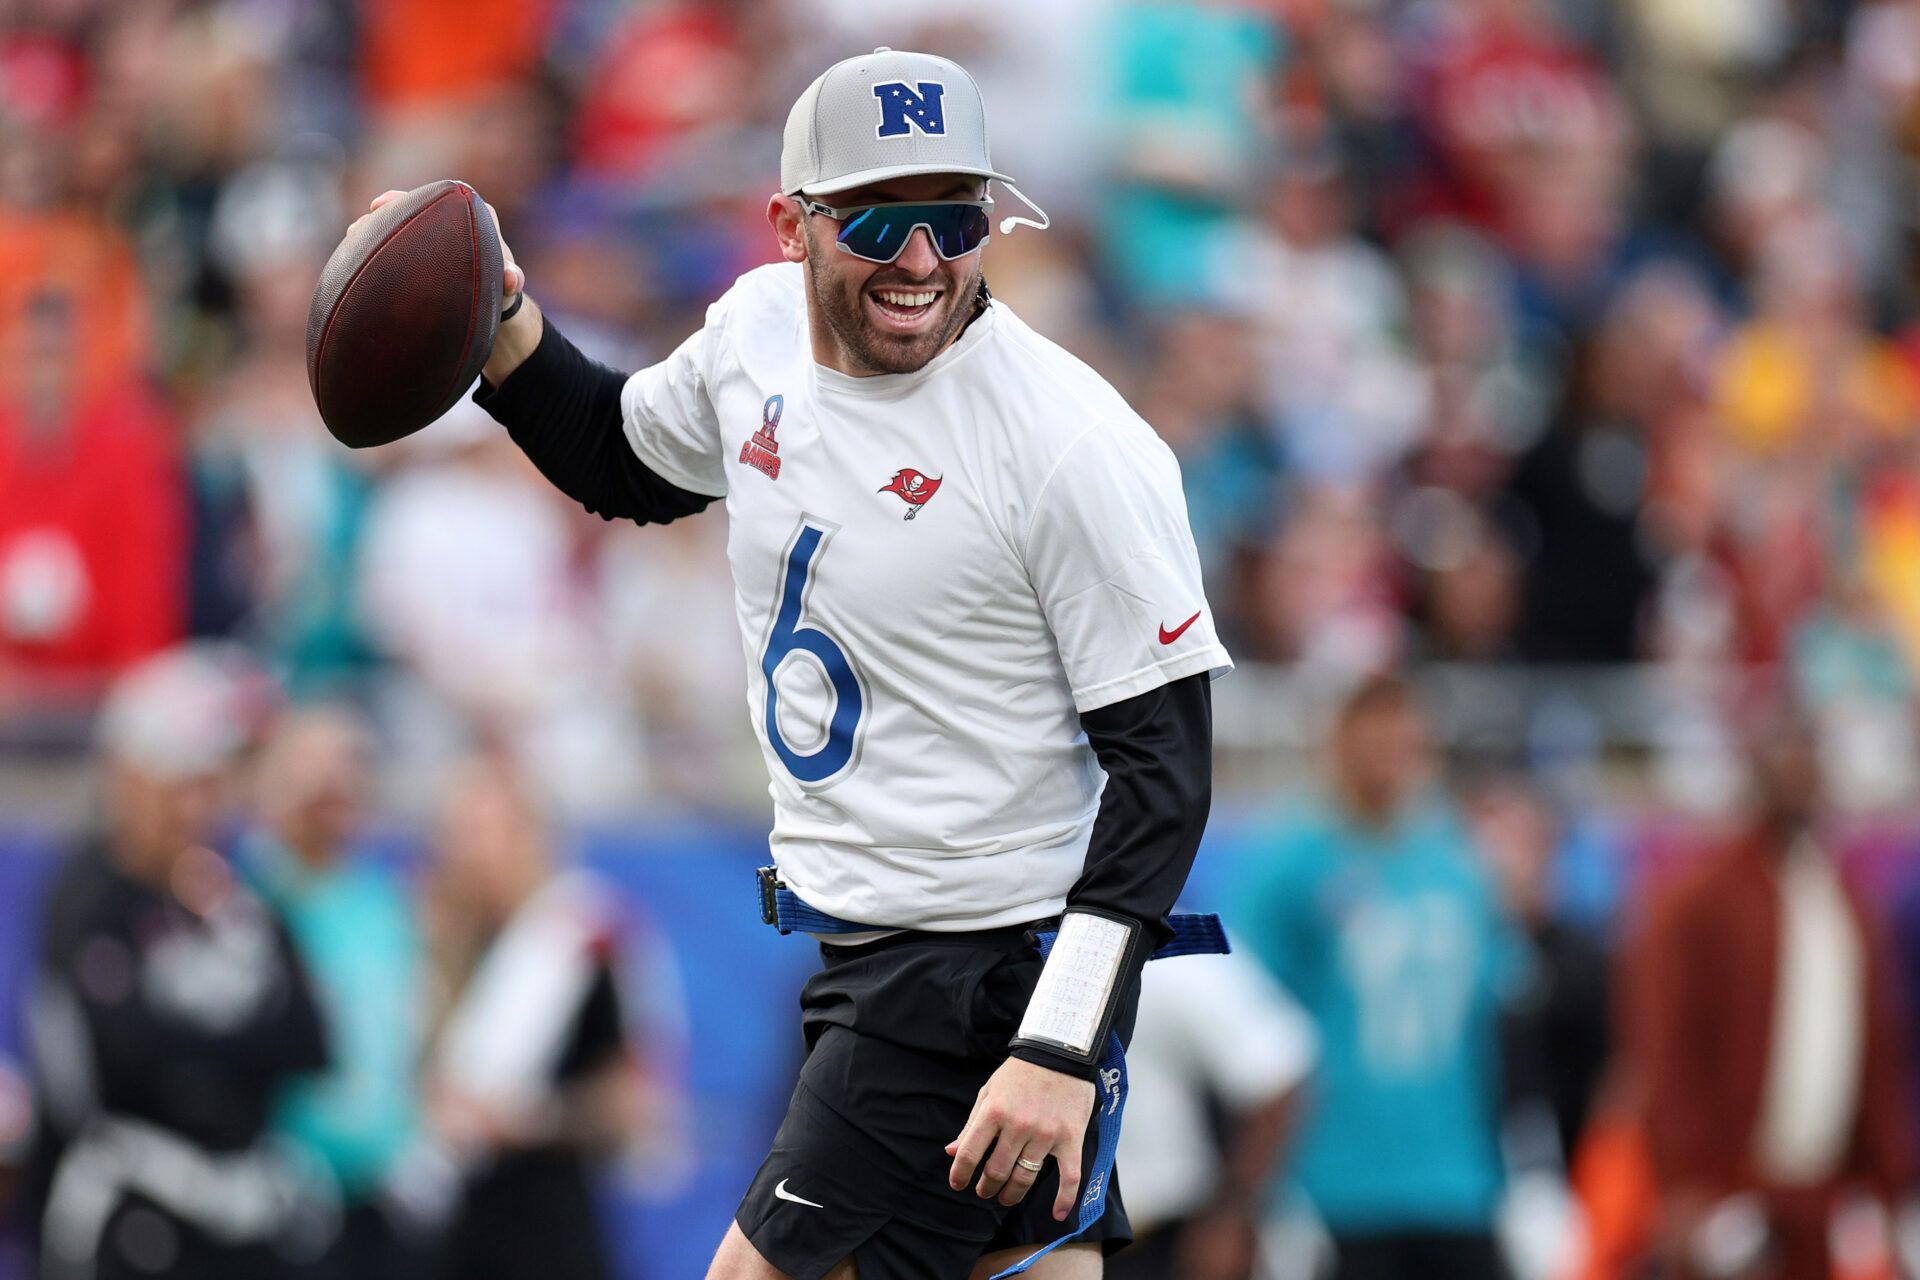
[6,0,1920,1277]
[7,646,1918,1280]
[1123,674,1920,1280]
[3,0,1919,816]
[10,643,681,1280]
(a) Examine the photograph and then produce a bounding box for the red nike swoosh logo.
[1158,610,1202,645]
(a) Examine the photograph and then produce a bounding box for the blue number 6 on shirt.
[762,521,864,783]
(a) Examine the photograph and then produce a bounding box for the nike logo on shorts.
[1158,610,1202,644]
[774,1178,825,1209]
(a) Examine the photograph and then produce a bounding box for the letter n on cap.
[873,81,946,138]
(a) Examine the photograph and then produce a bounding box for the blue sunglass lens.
[836,204,989,263]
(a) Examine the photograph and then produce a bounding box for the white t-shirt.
[1119,950,1318,1228]
[620,263,1232,930]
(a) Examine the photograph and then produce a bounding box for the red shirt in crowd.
[0,381,185,689]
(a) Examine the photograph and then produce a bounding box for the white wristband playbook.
[1013,908,1141,1065]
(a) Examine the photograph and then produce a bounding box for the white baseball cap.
[781,48,1015,197]
[96,643,272,781]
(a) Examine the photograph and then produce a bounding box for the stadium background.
[3,0,1920,1275]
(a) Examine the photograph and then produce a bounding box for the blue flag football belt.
[755,867,1229,1275]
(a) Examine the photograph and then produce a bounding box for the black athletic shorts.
[736,924,1137,1279]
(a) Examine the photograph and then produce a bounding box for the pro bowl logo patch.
[878,468,941,520]
[739,395,783,480]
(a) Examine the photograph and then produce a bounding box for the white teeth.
[875,290,937,308]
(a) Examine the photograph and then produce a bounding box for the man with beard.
[352,48,1230,1279]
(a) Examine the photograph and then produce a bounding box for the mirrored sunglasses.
[801,198,994,264]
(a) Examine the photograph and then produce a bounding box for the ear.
[767,194,808,264]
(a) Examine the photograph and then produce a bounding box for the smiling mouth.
[867,287,943,330]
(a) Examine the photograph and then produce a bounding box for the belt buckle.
[1022,914,1064,951]
[756,865,782,927]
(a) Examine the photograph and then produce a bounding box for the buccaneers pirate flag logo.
[879,469,942,520]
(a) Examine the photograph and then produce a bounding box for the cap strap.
[995,182,1051,236]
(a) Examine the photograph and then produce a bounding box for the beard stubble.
[804,224,983,376]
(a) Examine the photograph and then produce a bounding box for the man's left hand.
[945,1057,1094,1219]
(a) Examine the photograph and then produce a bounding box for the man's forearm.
[473,311,714,526]
[1008,674,1213,1079]
[1067,674,1213,946]
[481,292,544,388]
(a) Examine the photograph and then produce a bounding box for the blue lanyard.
[987,1027,1128,1278]
[989,917,1135,1277]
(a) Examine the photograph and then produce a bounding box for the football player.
[356,48,1231,1280]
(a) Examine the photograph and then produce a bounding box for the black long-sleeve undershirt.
[1008,672,1214,1078]
[473,315,714,525]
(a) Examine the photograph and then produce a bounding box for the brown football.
[305,180,503,448]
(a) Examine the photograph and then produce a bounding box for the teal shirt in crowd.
[1098,2,1284,304]
[243,834,422,1200]
[1232,793,1511,1234]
